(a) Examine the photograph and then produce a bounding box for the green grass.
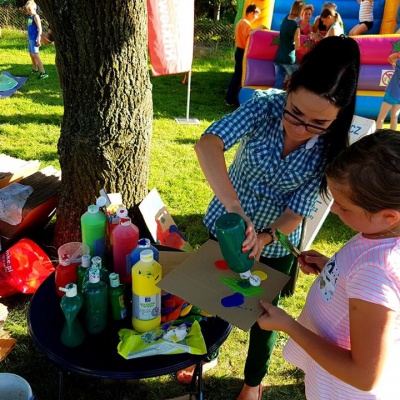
[0,28,379,399]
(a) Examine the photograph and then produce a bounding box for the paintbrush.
[275,229,301,257]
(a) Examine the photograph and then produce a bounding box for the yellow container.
[131,249,162,332]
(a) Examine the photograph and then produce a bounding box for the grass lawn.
[0,28,382,399]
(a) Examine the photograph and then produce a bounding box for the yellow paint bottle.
[131,249,162,332]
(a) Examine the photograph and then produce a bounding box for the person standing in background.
[349,0,374,36]
[299,4,314,35]
[25,0,48,79]
[226,4,264,107]
[376,51,400,130]
[274,0,304,89]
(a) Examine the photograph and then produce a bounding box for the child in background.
[225,4,264,107]
[349,0,374,36]
[257,129,400,400]
[376,51,400,130]
[299,4,314,35]
[25,1,48,80]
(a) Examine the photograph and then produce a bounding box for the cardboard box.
[158,240,290,332]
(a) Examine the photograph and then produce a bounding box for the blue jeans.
[274,63,298,89]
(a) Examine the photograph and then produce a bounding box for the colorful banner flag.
[147,0,194,76]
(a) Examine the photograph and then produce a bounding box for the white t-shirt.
[283,233,400,400]
[359,0,374,23]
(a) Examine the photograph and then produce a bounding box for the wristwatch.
[255,227,277,243]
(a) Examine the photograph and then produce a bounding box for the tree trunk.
[39,0,152,248]
[214,0,221,21]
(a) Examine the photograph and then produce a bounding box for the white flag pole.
[175,69,200,124]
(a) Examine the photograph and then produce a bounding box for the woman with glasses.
[194,35,360,400]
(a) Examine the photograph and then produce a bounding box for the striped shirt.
[359,0,374,23]
[203,89,327,258]
[283,233,400,399]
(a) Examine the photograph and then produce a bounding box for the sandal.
[176,358,218,384]
[237,383,263,400]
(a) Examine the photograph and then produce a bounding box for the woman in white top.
[310,9,344,41]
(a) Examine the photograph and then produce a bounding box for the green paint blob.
[220,277,264,297]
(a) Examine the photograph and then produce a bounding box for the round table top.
[28,271,232,379]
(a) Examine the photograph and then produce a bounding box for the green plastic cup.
[214,213,254,274]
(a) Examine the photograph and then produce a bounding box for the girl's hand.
[298,250,328,275]
[257,300,294,332]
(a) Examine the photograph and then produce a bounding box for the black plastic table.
[28,271,232,400]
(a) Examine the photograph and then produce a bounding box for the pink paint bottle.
[112,207,139,284]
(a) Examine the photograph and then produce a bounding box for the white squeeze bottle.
[131,249,162,332]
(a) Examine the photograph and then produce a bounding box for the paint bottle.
[129,238,159,269]
[131,249,162,332]
[59,283,85,347]
[112,208,139,284]
[108,272,127,321]
[81,204,107,258]
[82,267,108,335]
[55,258,78,297]
[77,254,91,292]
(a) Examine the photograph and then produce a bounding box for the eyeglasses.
[283,109,330,135]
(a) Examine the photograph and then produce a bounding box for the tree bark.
[39,0,152,247]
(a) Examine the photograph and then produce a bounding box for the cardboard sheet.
[158,240,290,332]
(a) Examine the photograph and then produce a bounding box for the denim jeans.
[274,63,298,89]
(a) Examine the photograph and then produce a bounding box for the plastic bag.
[117,320,207,359]
[0,238,54,297]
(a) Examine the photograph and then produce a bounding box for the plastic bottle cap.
[88,267,100,283]
[116,207,128,218]
[91,256,102,267]
[140,249,154,262]
[81,254,91,268]
[138,238,150,247]
[59,283,78,297]
[96,196,107,208]
[109,272,120,287]
[87,204,99,214]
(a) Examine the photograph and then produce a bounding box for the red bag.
[296,38,317,64]
[0,239,54,297]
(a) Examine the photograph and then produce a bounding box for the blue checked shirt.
[203,89,328,258]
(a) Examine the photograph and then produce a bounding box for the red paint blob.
[215,259,230,270]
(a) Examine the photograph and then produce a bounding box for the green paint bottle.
[59,283,85,347]
[108,272,127,321]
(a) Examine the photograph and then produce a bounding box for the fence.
[0,7,234,55]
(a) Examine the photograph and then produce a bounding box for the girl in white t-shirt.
[257,129,400,400]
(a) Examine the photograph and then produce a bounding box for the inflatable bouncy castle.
[237,0,400,119]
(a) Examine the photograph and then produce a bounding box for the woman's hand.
[298,249,329,275]
[227,204,259,260]
[257,300,294,332]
